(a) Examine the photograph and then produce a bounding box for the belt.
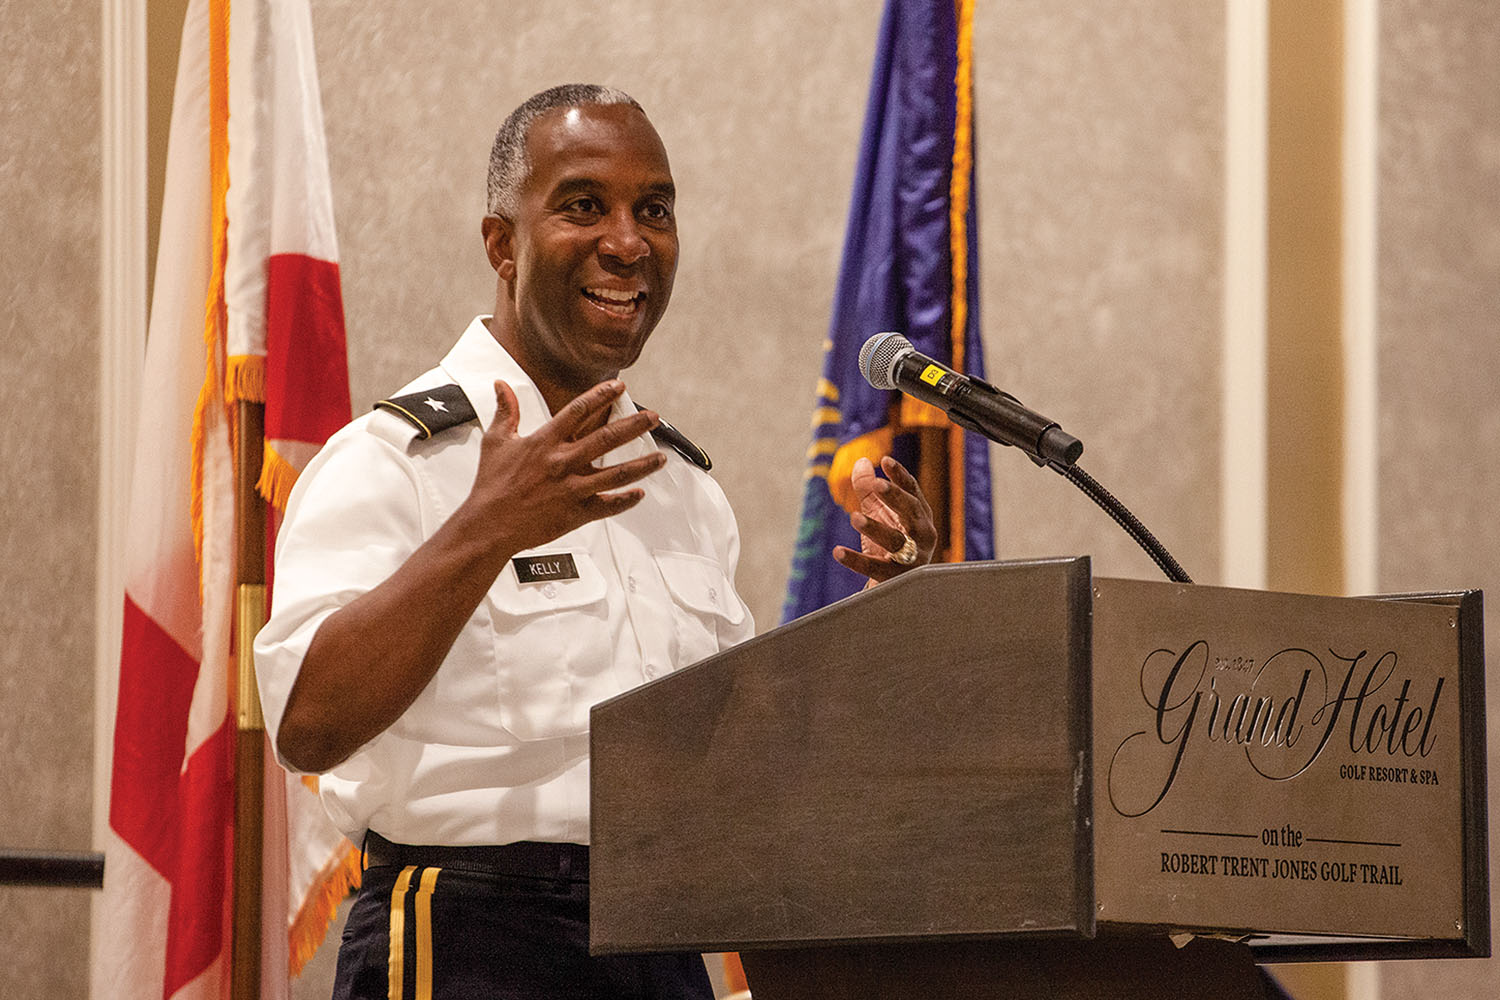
[363,831,589,881]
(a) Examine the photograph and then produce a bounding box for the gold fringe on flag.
[190,0,232,581]
[950,0,975,365]
[287,844,363,977]
[227,356,300,511]
[945,0,977,561]
[226,353,267,405]
[256,443,302,511]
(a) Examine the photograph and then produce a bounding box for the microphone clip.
[950,375,1083,468]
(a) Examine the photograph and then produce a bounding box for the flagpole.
[232,398,268,1000]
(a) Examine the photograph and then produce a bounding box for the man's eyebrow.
[548,176,603,199]
[643,180,677,201]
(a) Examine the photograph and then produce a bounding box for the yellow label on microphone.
[919,364,946,387]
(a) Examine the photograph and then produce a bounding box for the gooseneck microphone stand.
[1047,459,1192,585]
[954,378,1192,585]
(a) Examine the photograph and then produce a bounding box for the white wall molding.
[1342,0,1380,599]
[1222,0,1269,589]
[1341,2,1380,993]
[1347,960,1382,1000]
[93,0,146,984]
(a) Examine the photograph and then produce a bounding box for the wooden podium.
[589,559,1489,998]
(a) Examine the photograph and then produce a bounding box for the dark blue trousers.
[330,839,714,1000]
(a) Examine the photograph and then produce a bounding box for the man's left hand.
[832,455,938,584]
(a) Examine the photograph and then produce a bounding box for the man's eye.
[640,201,674,223]
[565,197,602,214]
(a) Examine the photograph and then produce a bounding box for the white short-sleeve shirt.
[254,317,754,846]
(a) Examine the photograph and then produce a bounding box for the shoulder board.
[373,384,478,440]
[637,404,712,472]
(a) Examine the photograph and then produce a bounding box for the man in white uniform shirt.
[255,84,936,1000]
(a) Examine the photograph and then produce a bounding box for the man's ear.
[481,214,517,283]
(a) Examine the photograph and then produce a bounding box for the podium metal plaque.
[1092,578,1486,958]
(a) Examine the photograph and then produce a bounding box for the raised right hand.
[466,378,666,556]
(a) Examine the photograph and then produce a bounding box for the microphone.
[859,332,1083,467]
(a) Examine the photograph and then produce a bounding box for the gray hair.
[486,84,643,218]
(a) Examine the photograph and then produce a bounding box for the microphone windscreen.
[858,332,912,390]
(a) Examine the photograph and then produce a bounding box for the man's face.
[491,103,679,395]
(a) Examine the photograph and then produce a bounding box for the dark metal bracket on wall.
[0,848,105,888]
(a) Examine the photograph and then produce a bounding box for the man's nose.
[598,210,650,265]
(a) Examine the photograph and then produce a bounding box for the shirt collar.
[439,316,644,452]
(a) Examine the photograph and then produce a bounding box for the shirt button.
[542,583,558,599]
[627,576,638,593]
[708,587,718,603]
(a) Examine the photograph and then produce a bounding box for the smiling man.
[482,96,679,412]
[255,85,936,1000]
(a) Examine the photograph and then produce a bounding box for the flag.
[92,0,353,996]
[93,0,237,995]
[222,0,356,988]
[782,0,994,623]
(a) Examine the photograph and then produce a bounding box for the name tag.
[512,553,580,584]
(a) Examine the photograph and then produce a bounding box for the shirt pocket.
[485,549,609,741]
[653,549,746,669]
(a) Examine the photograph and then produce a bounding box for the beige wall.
[0,0,102,997]
[973,1,1225,583]
[1377,1,1500,996]
[0,1,1492,998]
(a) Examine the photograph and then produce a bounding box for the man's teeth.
[585,288,641,314]
[586,287,640,303]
